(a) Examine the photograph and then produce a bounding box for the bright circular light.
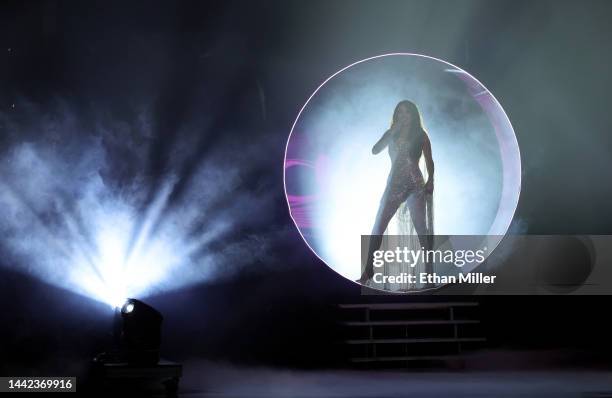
[284,53,521,289]
[123,302,135,314]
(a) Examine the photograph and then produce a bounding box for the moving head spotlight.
[93,299,181,394]
[119,298,163,365]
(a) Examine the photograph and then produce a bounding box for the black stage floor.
[177,360,612,398]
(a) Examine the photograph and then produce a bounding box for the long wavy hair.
[391,100,426,135]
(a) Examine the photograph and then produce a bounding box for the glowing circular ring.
[283,53,521,290]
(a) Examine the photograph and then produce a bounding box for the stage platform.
[92,359,182,396]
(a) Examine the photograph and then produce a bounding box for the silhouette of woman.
[357,100,434,284]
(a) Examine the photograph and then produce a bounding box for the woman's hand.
[424,179,434,194]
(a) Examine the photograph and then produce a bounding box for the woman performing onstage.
[357,100,435,286]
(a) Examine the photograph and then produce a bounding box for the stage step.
[350,355,457,363]
[337,301,485,367]
[344,337,486,345]
[338,302,479,310]
[342,319,480,327]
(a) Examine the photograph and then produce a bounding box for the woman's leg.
[406,191,434,281]
[359,188,405,281]
[407,191,428,246]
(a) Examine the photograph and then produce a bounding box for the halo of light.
[284,53,521,284]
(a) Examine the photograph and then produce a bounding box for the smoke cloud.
[0,98,285,307]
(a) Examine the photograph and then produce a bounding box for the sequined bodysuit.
[371,127,425,235]
[361,126,428,280]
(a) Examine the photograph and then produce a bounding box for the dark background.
[1,0,612,375]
